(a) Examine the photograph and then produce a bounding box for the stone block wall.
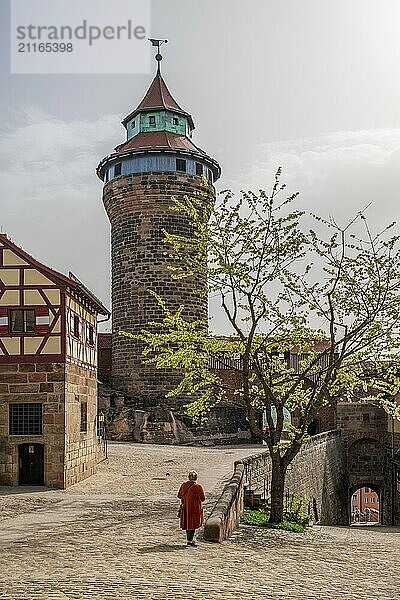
[337,403,400,525]
[286,431,348,525]
[64,363,103,487]
[240,431,348,524]
[0,362,66,487]
[336,402,387,446]
[204,430,348,541]
[103,172,215,399]
[383,432,400,525]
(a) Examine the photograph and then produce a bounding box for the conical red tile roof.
[122,73,194,130]
[115,131,206,155]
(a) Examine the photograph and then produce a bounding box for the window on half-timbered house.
[73,314,80,338]
[87,324,94,346]
[9,309,35,334]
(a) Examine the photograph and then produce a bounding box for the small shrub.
[241,510,306,533]
[284,492,312,526]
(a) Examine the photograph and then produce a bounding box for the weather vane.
[148,38,168,73]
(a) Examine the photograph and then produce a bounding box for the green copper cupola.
[96,45,221,185]
[122,72,195,140]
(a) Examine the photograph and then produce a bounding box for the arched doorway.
[349,484,382,525]
[18,444,44,485]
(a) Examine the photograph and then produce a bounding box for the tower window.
[208,169,213,183]
[131,120,135,128]
[176,158,186,172]
[114,163,122,177]
[149,116,156,126]
[9,309,35,334]
[173,117,179,125]
[195,162,203,176]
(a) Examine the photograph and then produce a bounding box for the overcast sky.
[1,0,400,331]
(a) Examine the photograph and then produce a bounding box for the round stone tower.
[97,58,221,408]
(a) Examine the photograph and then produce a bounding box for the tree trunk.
[269,457,286,523]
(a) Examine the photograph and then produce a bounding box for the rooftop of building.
[0,233,110,317]
[122,72,195,131]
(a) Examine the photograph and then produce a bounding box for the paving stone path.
[0,442,399,599]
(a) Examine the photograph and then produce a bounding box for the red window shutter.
[0,308,8,334]
[35,307,50,334]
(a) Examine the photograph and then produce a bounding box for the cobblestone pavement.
[0,442,399,599]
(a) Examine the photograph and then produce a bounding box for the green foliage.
[241,510,306,533]
[283,492,312,526]
[121,170,400,521]
[124,172,400,440]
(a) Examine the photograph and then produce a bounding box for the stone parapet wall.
[286,431,348,525]
[240,431,348,524]
[204,430,348,542]
[0,362,66,487]
[65,363,103,487]
[203,463,245,542]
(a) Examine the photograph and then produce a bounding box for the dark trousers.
[186,530,195,541]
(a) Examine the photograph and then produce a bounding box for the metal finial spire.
[148,38,168,74]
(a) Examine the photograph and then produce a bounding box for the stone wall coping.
[204,463,244,543]
[237,430,341,467]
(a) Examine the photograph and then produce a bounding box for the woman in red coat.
[177,471,205,547]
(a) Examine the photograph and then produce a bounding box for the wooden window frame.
[9,308,36,335]
[87,324,95,346]
[73,314,80,339]
[176,158,186,173]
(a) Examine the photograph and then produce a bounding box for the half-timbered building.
[0,234,109,488]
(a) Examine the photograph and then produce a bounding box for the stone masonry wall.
[0,362,66,488]
[204,431,348,540]
[287,431,348,524]
[336,403,400,525]
[103,172,215,401]
[64,363,103,487]
[336,402,387,446]
[383,432,400,525]
[240,431,347,524]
